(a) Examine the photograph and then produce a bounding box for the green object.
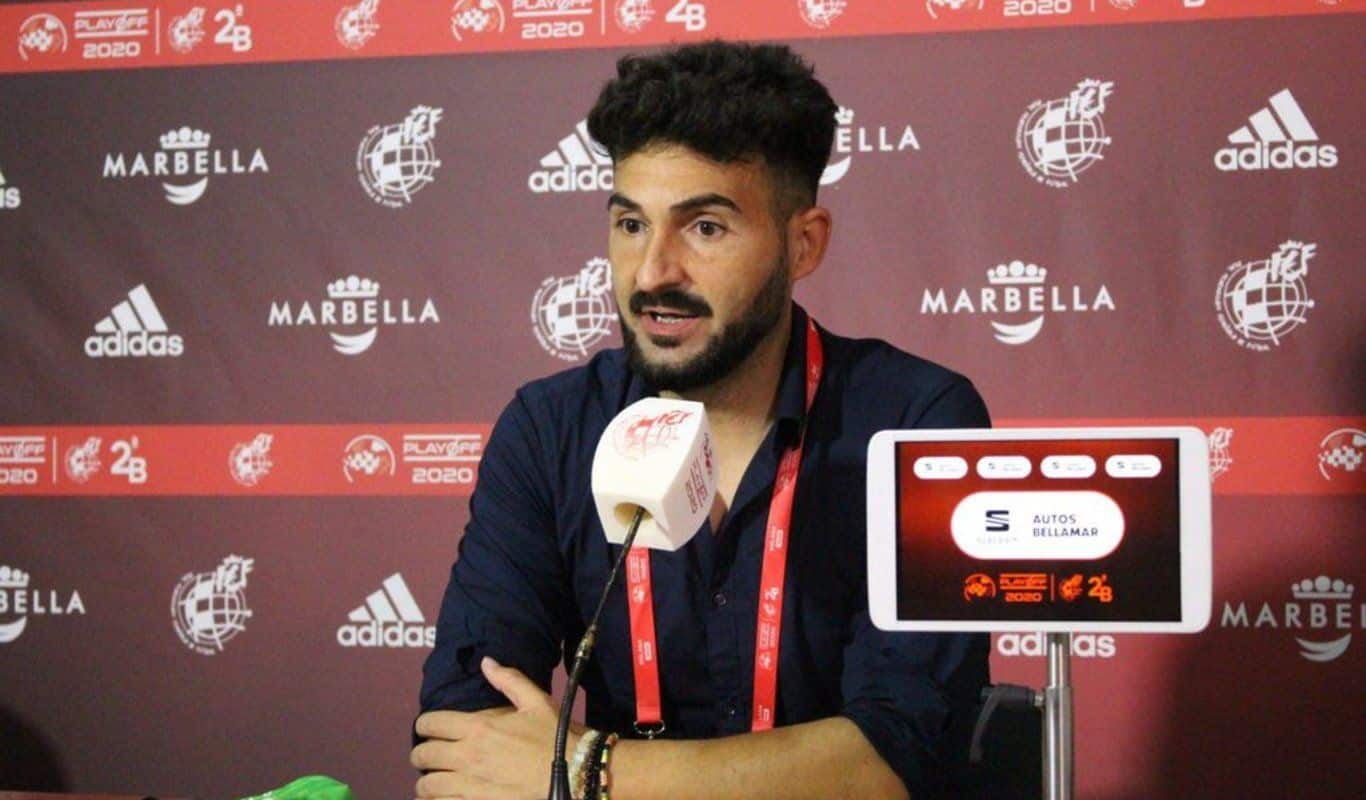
[236,774,356,800]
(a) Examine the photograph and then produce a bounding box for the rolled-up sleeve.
[840,376,992,795]
[419,390,569,713]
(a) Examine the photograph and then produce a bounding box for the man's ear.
[787,205,833,283]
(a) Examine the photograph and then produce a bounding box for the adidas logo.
[527,119,614,194]
[0,164,19,209]
[1214,89,1338,171]
[84,284,184,358]
[335,573,434,648]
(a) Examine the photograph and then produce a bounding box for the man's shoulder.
[509,346,631,426]
[823,326,975,400]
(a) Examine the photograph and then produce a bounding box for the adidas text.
[527,163,613,194]
[1214,142,1338,171]
[336,620,435,648]
[84,331,184,358]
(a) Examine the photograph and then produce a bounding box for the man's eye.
[696,220,723,237]
[618,218,644,234]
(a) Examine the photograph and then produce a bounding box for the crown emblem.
[834,107,854,126]
[987,261,1047,286]
[0,565,31,589]
[160,127,212,150]
[327,276,380,300]
[1291,575,1354,601]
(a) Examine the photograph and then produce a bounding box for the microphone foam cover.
[591,397,717,551]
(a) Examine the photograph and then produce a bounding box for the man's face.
[608,144,791,392]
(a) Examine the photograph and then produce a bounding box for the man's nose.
[634,228,688,294]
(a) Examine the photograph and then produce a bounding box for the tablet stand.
[1042,632,1074,800]
[971,632,1074,800]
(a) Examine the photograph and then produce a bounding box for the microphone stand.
[549,506,647,800]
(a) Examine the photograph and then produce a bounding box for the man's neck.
[662,306,793,438]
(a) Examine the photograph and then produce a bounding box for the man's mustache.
[628,290,713,317]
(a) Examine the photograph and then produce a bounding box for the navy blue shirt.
[420,305,991,795]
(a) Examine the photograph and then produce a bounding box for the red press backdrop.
[1,1,1363,797]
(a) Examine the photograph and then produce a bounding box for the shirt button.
[712,591,727,608]
[724,703,738,719]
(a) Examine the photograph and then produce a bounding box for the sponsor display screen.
[867,428,1212,633]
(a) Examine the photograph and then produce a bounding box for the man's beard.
[621,254,790,393]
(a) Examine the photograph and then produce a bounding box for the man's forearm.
[609,716,909,800]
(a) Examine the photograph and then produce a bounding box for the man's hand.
[412,657,580,800]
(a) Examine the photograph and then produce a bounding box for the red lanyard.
[625,317,824,736]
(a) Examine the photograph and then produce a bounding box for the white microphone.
[591,397,718,551]
[548,398,718,800]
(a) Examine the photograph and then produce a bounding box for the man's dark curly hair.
[586,41,838,218]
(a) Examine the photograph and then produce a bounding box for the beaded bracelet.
[582,731,611,799]
[569,729,603,800]
[584,732,620,800]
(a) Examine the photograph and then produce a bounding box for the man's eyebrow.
[671,193,741,215]
[607,192,743,214]
[607,193,640,212]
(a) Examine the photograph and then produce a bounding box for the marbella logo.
[102,126,269,205]
[229,433,274,487]
[85,284,184,359]
[451,0,506,41]
[1207,426,1233,483]
[1215,89,1337,172]
[357,105,443,207]
[926,0,983,19]
[798,0,847,29]
[1016,79,1114,188]
[1215,240,1316,352]
[17,14,68,61]
[532,257,617,361]
[0,163,21,210]
[167,7,206,53]
[1222,575,1362,663]
[919,260,1115,345]
[1317,428,1364,481]
[337,573,435,648]
[336,0,380,49]
[528,119,613,194]
[172,555,254,655]
[0,565,87,645]
[268,275,440,356]
[821,107,922,186]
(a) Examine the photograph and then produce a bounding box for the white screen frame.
[867,426,1212,633]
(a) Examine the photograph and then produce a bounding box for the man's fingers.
[414,769,496,800]
[407,737,467,764]
[480,656,547,711]
[414,710,490,742]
